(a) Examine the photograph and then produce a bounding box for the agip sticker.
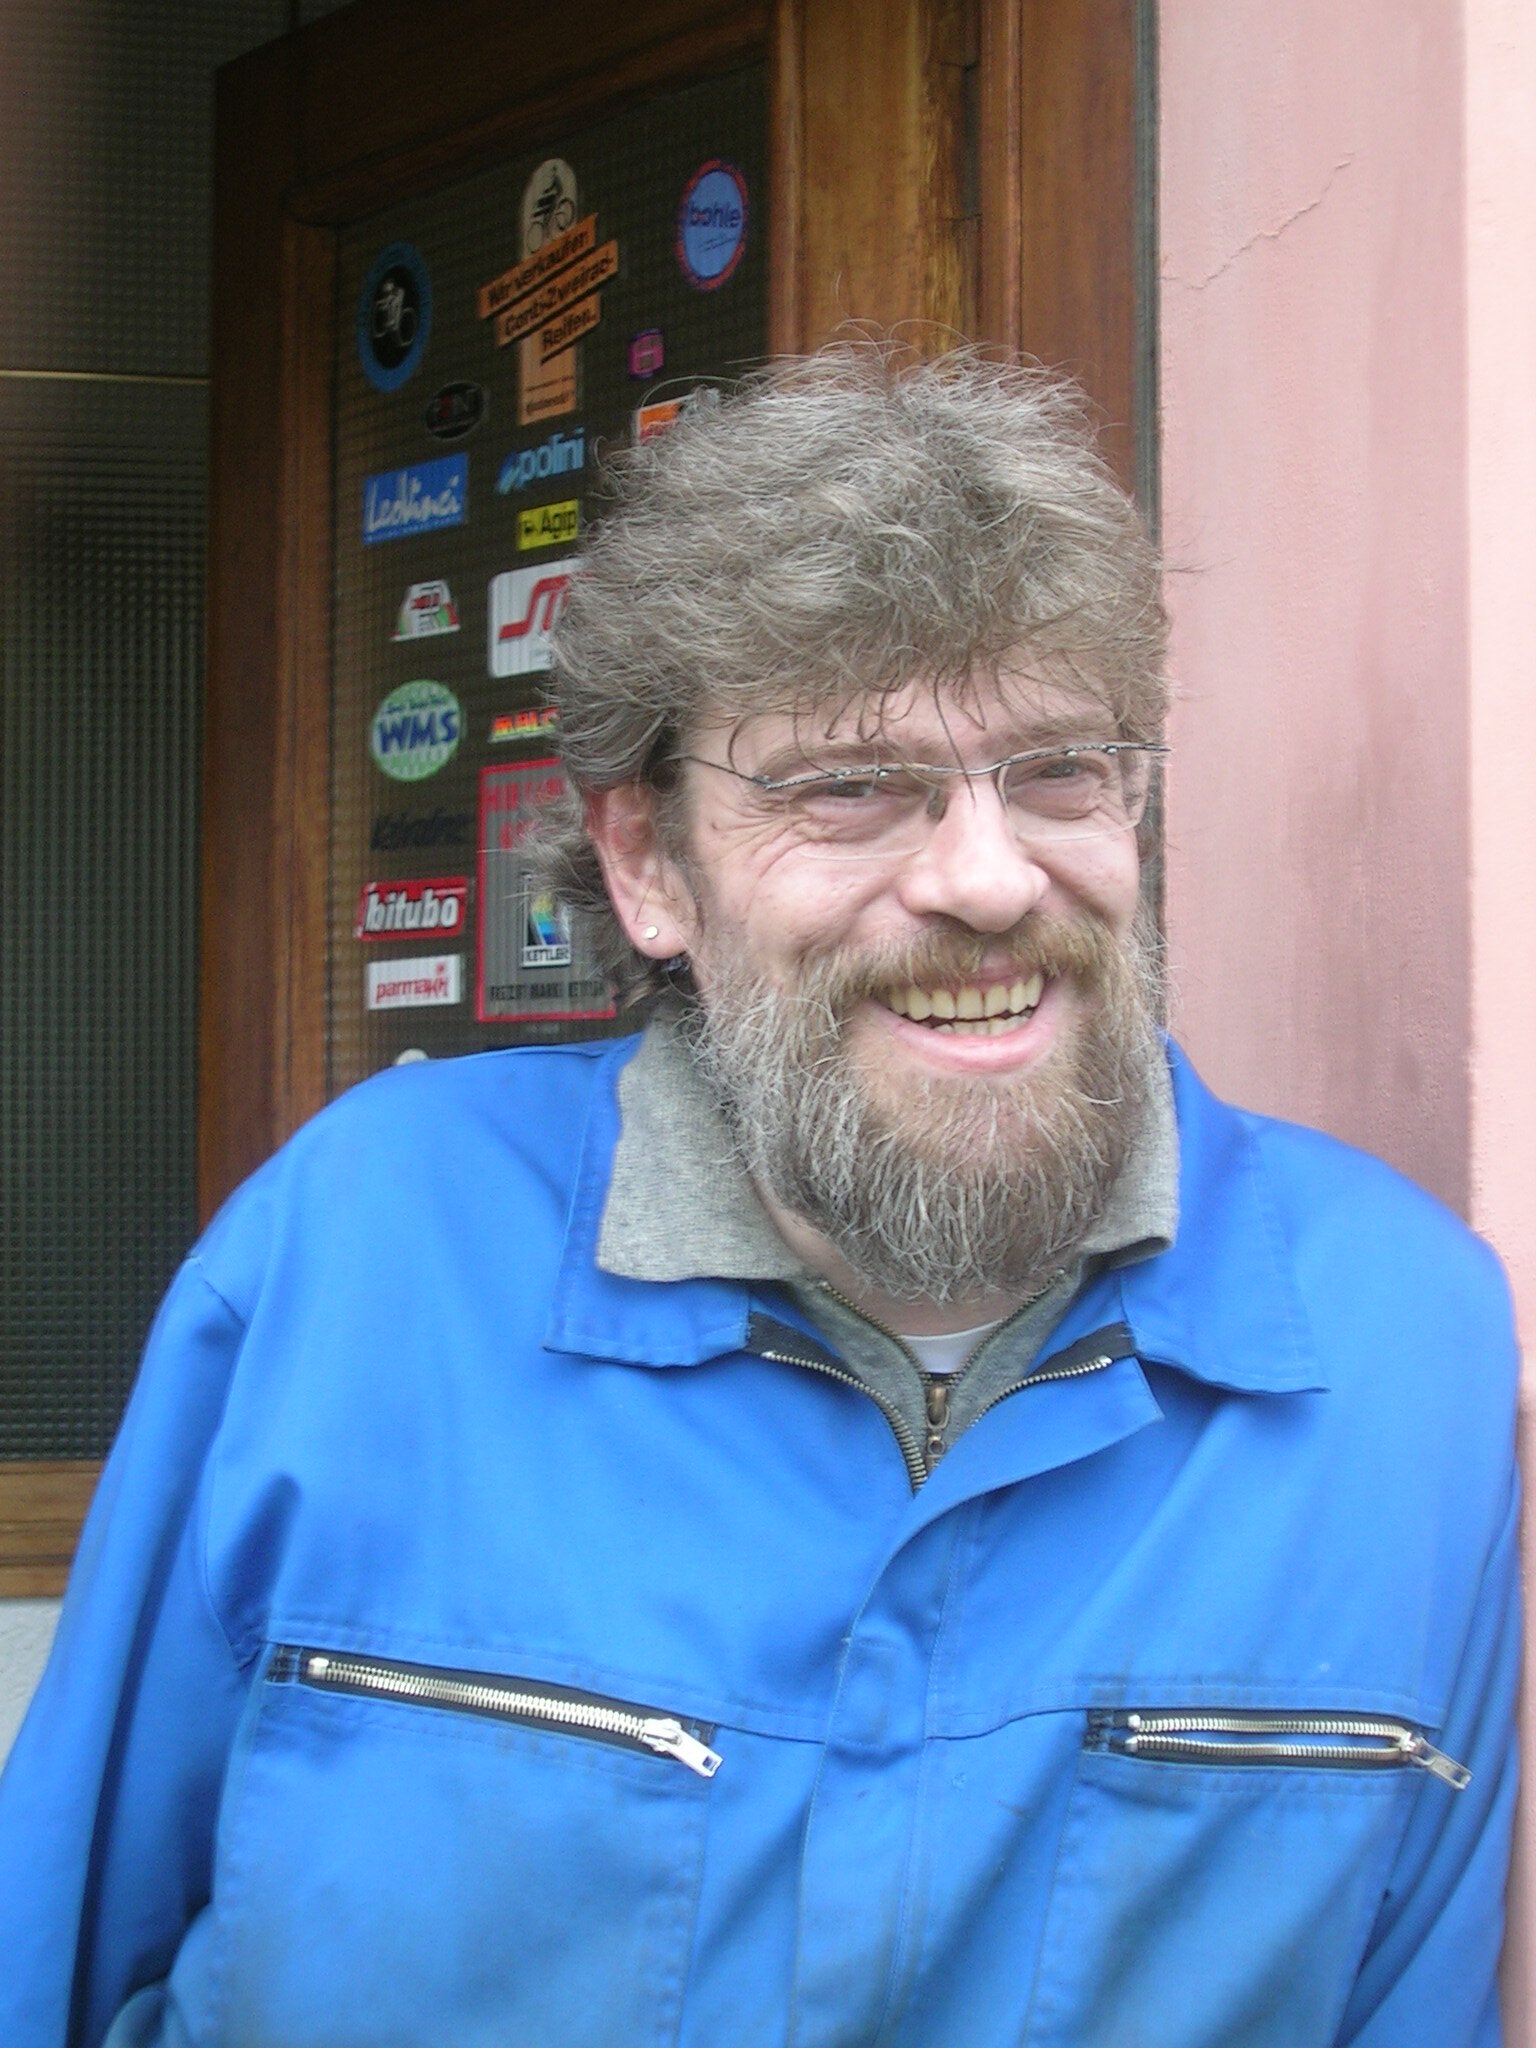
[518,500,580,551]
[676,161,748,290]
[370,680,462,782]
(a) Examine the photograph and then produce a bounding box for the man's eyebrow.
[744,725,1115,778]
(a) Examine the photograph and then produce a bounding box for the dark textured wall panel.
[0,380,205,1456]
[0,1,284,375]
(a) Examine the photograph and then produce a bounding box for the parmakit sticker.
[676,161,748,290]
[393,580,460,640]
[478,760,615,1023]
[370,680,462,782]
[365,954,463,1011]
[358,243,432,391]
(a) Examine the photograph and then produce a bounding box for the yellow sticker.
[518,500,581,551]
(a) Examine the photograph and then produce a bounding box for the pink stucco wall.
[1160,0,1536,2029]
[1159,0,1470,1211]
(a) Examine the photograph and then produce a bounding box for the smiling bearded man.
[0,348,1519,2048]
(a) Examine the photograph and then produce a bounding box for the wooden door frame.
[0,0,1146,1592]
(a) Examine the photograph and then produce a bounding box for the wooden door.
[196,0,1150,1213]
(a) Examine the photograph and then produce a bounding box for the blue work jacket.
[0,1036,1520,2047]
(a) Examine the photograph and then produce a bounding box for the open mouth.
[877,971,1047,1036]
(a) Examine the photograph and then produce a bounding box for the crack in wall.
[1163,155,1358,292]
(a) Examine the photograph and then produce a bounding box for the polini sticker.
[370,680,462,783]
[676,161,748,290]
[358,243,432,391]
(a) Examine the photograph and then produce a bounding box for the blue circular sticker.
[676,161,748,291]
[358,243,432,392]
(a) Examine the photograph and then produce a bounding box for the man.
[0,349,1519,2047]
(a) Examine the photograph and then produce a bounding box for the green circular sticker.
[370,680,462,783]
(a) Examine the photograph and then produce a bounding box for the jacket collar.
[545,1032,1325,1397]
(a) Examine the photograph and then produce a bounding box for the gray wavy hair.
[536,343,1168,1004]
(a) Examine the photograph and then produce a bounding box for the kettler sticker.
[365,954,463,1011]
[478,760,615,1023]
[488,558,578,676]
[354,876,468,941]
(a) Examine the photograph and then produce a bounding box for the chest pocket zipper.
[272,1646,723,1779]
[1087,1709,1470,1789]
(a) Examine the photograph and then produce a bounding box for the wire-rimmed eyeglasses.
[673,742,1169,862]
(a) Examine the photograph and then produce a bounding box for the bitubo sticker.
[354,877,468,940]
[676,161,748,290]
[370,681,462,782]
[358,243,432,391]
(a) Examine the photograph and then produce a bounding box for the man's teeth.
[883,973,1045,1033]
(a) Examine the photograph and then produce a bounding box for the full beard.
[681,907,1164,1305]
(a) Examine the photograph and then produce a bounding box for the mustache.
[783,914,1127,1021]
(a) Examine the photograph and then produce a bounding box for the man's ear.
[585,783,696,960]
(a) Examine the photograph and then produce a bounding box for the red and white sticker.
[487,558,578,677]
[365,954,463,1010]
[354,876,468,940]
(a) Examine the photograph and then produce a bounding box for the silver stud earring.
[642,925,660,941]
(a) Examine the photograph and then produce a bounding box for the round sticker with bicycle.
[358,243,432,392]
[676,160,748,291]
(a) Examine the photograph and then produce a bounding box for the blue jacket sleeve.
[0,1253,253,2048]
[1335,1460,1522,2048]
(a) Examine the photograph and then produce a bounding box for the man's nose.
[892,779,1052,931]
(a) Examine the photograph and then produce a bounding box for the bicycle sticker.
[676,161,748,290]
[358,243,432,392]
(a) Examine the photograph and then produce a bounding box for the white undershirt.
[903,1318,1007,1377]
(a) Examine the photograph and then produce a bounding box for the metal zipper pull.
[924,1377,949,1469]
[1403,1733,1473,1789]
[638,1717,723,1778]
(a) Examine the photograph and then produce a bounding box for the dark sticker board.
[329,63,768,1093]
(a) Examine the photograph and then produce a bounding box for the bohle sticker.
[676,162,748,290]
[424,381,486,441]
[478,761,615,1023]
[393,580,460,640]
[634,385,722,445]
[370,680,462,782]
[371,807,473,852]
[488,558,578,677]
[354,876,469,940]
[358,243,432,391]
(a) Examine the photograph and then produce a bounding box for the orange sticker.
[494,242,619,349]
[477,215,599,321]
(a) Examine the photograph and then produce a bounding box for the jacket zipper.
[754,1316,1121,1486]
[1087,1709,1470,1789]
[272,1647,723,1779]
